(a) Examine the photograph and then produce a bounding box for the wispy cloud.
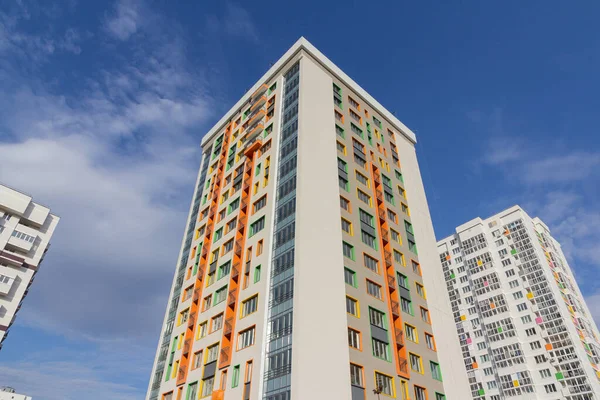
[206,2,259,43]
[104,0,141,41]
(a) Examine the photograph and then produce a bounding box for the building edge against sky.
[146,37,470,400]
[437,205,600,399]
[0,184,59,350]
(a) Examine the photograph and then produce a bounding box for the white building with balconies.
[0,184,59,349]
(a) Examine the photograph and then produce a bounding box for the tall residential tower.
[147,38,469,400]
[0,184,59,349]
[438,206,600,400]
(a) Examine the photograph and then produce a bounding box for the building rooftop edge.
[200,37,417,148]
[0,183,59,218]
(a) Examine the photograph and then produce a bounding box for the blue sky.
[0,0,598,399]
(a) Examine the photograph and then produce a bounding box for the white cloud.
[105,0,140,41]
[205,2,259,43]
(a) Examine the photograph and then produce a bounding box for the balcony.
[0,274,15,296]
[244,134,263,157]
[251,84,268,100]
[250,95,267,113]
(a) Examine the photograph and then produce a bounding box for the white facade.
[147,38,470,400]
[0,387,32,400]
[438,205,600,400]
[0,184,59,349]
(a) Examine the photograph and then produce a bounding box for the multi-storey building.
[0,386,32,400]
[437,206,600,400]
[146,37,469,400]
[0,184,59,349]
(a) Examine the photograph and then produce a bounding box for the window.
[384,191,394,204]
[409,353,423,373]
[341,218,352,234]
[250,265,259,284]
[228,197,240,213]
[364,254,379,273]
[544,384,557,393]
[369,307,386,329]
[372,338,390,360]
[237,326,255,350]
[540,369,551,378]
[357,189,371,205]
[361,230,377,249]
[214,286,227,305]
[344,268,357,287]
[405,324,418,342]
[226,218,237,233]
[404,220,413,234]
[197,321,208,339]
[387,209,397,223]
[346,296,359,316]
[213,228,223,242]
[350,364,364,387]
[250,217,265,236]
[356,171,369,186]
[193,350,203,369]
[340,196,350,211]
[202,295,212,311]
[223,239,234,254]
[420,307,431,324]
[522,316,532,325]
[350,109,362,123]
[487,381,497,390]
[506,269,515,277]
[393,250,405,265]
[179,308,190,326]
[516,303,528,312]
[509,279,519,288]
[253,195,267,213]
[401,203,409,215]
[206,343,219,363]
[201,377,214,397]
[336,124,345,138]
[218,261,231,279]
[401,297,413,315]
[477,342,487,350]
[412,261,422,276]
[351,122,363,137]
[218,209,226,221]
[241,295,258,317]
[232,365,240,388]
[375,372,393,396]
[425,333,436,350]
[210,313,224,333]
[390,229,401,243]
[373,116,382,128]
[343,242,355,260]
[535,355,546,364]
[257,240,263,256]
[348,96,360,109]
[348,328,361,349]
[416,283,426,298]
[366,280,383,299]
[526,328,536,336]
[359,209,374,227]
[397,273,409,289]
[430,362,442,381]
[337,140,346,154]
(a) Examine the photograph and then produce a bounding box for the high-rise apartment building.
[0,184,59,349]
[437,206,600,400]
[147,38,469,400]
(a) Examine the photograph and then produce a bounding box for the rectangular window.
[356,171,369,186]
[193,350,203,369]
[401,297,413,315]
[339,173,348,190]
[253,195,267,213]
[341,218,352,234]
[412,261,422,276]
[337,141,346,154]
[336,124,345,138]
[254,265,261,283]
[237,326,255,350]
[197,321,208,339]
[343,242,355,260]
[226,218,237,233]
[218,261,231,279]
[228,197,240,213]
[364,254,379,273]
[213,286,227,305]
[202,295,212,311]
[210,313,223,333]
[213,228,223,242]
[361,230,377,249]
[431,362,442,381]
[346,296,359,317]
[232,365,240,388]
[206,343,219,363]
[416,283,426,298]
[250,217,265,236]
[420,307,430,323]
[359,209,374,227]
[366,280,383,299]
[201,377,214,397]
[384,191,394,204]
[387,209,397,223]
[409,353,423,373]
[348,328,361,349]
[348,96,360,109]
[223,239,234,254]
[390,229,401,243]
[375,372,394,396]
[425,333,436,350]
[372,338,390,361]
[397,273,409,289]
[350,364,364,387]
[357,189,371,205]
[405,324,418,342]
[350,110,362,124]
[415,386,427,400]
[344,268,357,287]
[241,295,258,317]
[369,307,386,329]
[340,196,350,211]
